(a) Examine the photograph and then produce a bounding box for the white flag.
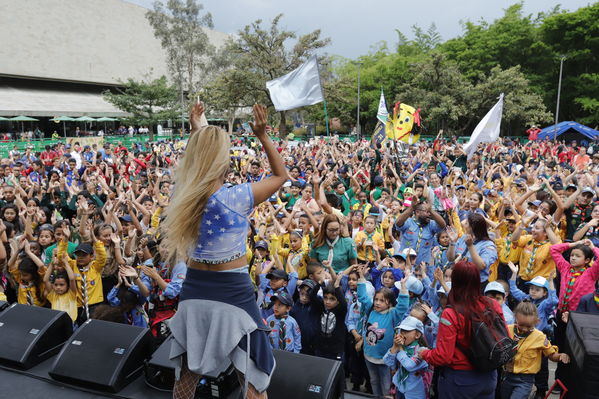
[464,93,504,159]
[266,56,324,111]
[377,89,389,123]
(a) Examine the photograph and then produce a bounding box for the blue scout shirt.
[453,237,497,282]
[265,314,302,353]
[396,218,442,266]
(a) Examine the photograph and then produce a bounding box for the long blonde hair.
[162,126,230,259]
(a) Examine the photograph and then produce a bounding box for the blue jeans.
[500,372,534,399]
[438,368,497,399]
[365,359,391,397]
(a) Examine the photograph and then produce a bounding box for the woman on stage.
[165,103,287,399]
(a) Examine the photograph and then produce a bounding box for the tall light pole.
[554,55,566,140]
[355,61,362,140]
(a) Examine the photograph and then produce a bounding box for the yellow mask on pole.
[385,102,421,144]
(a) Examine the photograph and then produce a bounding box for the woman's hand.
[464,234,473,247]
[446,227,458,243]
[249,104,268,139]
[189,102,205,131]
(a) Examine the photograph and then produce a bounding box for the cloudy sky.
[127,0,593,58]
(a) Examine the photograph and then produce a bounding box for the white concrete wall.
[0,0,229,85]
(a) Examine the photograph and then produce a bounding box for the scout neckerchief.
[559,264,587,312]
[21,280,35,305]
[278,317,287,350]
[434,245,449,270]
[365,230,376,260]
[396,341,420,384]
[503,233,513,260]
[326,236,340,267]
[525,239,549,277]
[80,268,90,320]
[414,224,424,253]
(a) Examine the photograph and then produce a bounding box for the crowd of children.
[1,133,599,398]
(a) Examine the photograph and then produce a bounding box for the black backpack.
[453,305,518,372]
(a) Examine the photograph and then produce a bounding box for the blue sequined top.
[190,183,254,264]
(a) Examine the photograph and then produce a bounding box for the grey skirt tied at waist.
[168,266,275,393]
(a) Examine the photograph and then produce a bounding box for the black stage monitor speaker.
[268,350,344,399]
[145,335,238,398]
[49,319,153,392]
[0,303,72,369]
[0,300,9,312]
[565,311,599,397]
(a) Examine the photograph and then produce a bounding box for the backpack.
[452,305,518,372]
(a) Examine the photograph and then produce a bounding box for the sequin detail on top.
[190,183,254,264]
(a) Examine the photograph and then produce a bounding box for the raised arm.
[249,105,287,204]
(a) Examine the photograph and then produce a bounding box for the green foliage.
[146,0,215,92]
[103,76,179,140]
[319,2,597,136]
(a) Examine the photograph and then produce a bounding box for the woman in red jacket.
[420,261,505,399]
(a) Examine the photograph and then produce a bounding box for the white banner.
[266,56,324,111]
[377,89,388,123]
[464,93,504,159]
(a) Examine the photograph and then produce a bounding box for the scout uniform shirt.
[513,234,557,282]
[504,325,558,374]
[57,240,107,307]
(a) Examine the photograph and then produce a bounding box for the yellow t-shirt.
[47,290,78,321]
[354,230,385,261]
[278,247,309,278]
[58,240,107,306]
[514,235,557,281]
[505,326,558,374]
[10,268,46,306]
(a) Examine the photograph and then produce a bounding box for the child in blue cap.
[266,291,301,353]
[507,263,558,335]
[484,281,514,324]
[383,315,429,399]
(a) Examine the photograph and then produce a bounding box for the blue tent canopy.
[537,121,599,141]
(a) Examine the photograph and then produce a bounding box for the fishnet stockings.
[173,355,200,399]
[172,356,268,399]
[236,371,268,399]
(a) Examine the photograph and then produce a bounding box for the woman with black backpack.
[419,261,513,399]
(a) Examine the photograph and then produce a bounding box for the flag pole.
[324,100,330,137]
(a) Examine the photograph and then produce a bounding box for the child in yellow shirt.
[57,227,106,325]
[9,240,46,306]
[44,252,78,322]
[502,302,570,399]
[354,215,385,263]
[278,231,309,278]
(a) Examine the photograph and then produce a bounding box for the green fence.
[0,133,528,158]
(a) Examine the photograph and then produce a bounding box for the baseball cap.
[437,282,452,295]
[395,276,424,296]
[526,276,550,290]
[299,279,317,290]
[397,316,424,334]
[119,215,133,223]
[566,184,578,190]
[268,291,294,307]
[255,240,269,250]
[484,281,506,295]
[528,200,542,208]
[338,165,348,174]
[402,248,417,258]
[74,243,93,255]
[456,185,466,191]
[582,187,595,196]
[392,252,406,260]
[266,269,289,281]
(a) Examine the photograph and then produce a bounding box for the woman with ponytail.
[165,103,287,399]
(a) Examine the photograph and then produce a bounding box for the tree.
[103,76,179,140]
[215,14,330,135]
[146,0,216,124]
